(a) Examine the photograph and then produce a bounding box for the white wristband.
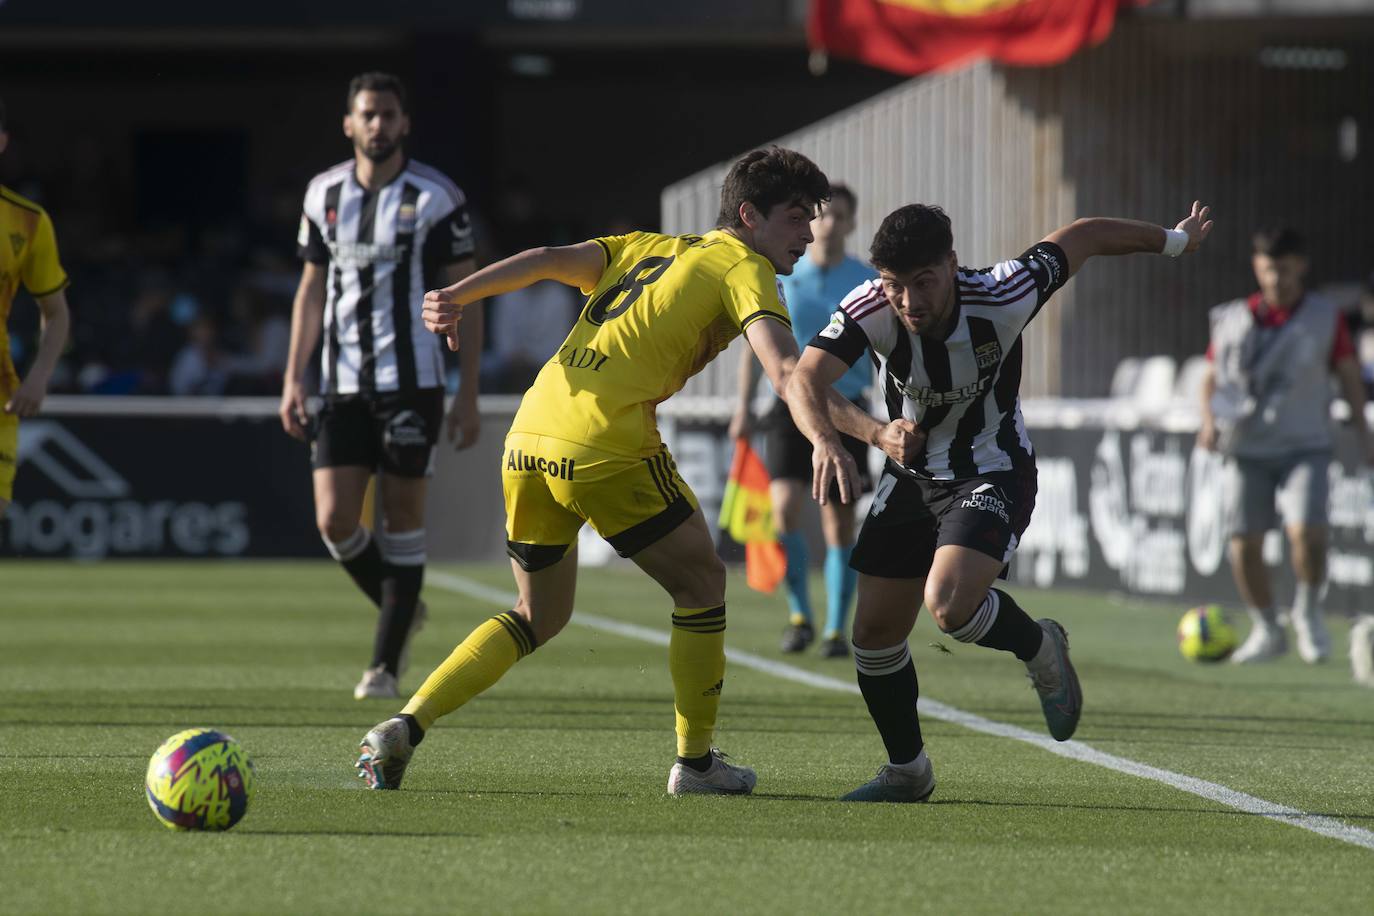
[1161,228,1189,258]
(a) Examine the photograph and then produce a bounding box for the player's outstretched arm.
[423,242,605,351]
[1043,200,1213,278]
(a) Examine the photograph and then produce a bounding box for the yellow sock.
[402,612,536,731]
[669,605,726,758]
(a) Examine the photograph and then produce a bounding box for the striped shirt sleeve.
[962,242,1067,330]
[296,181,329,264]
[420,196,476,270]
[808,280,890,366]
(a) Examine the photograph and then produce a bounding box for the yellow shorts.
[0,412,16,502]
[503,431,699,571]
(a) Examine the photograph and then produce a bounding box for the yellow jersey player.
[356,147,831,795]
[0,95,71,519]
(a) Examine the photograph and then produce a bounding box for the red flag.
[745,540,789,594]
[809,0,1143,77]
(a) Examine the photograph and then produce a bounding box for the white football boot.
[1231,620,1287,664]
[356,717,416,790]
[667,748,756,796]
[353,665,399,700]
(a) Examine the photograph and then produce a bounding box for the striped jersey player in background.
[0,94,71,520]
[355,148,832,796]
[280,73,482,700]
[788,200,1213,802]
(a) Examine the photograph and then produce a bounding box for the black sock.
[397,713,425,747]
[853,643,923,765]
[341,537,384,608]
[676,752,713,773]
[947,587,1043,661]
[371,563,424,673]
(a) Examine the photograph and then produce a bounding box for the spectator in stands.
[169,313,231,396]
[224,283,289,395]
[1198,228,1373,668]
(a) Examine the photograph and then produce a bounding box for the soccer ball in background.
[1177,604,1239,662]
[145,729,255,830]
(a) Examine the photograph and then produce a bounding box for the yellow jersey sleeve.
[21,210,68,297]
[720,256,791,333]
[584,233,638,294]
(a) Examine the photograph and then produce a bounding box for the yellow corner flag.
[718,438,787,593]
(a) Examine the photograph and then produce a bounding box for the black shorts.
[310,388,445,478]
[763,398,874,497]
[850,463,1037,579]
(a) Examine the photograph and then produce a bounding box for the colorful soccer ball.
[1177,604,1238,662]
[145,728,254,831]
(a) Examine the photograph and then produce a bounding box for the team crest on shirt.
[776,278,787,307]
[325,207,338,227]
[974,340,1002,369]
[397,202,417,235]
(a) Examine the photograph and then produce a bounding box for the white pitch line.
[427,570,1374,853]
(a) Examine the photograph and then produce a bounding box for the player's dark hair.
[0,94,7,133]
[1251,227,1305,259]
[716,146,830,229]
[829,183,857,214]
[347,72,408,113]
[869,204,953,274]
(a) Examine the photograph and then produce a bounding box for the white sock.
[1292,583,1322,619]
[1247,605,1279,627]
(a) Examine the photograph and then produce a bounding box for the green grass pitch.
[2,561,1372,914]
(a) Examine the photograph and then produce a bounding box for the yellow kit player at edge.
[0,96,73,517]
[355,147,838,796]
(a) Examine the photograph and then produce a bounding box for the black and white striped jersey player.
[281,73,483,704]
[787,201,1212,802]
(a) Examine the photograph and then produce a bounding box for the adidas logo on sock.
[702,679,723,697]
